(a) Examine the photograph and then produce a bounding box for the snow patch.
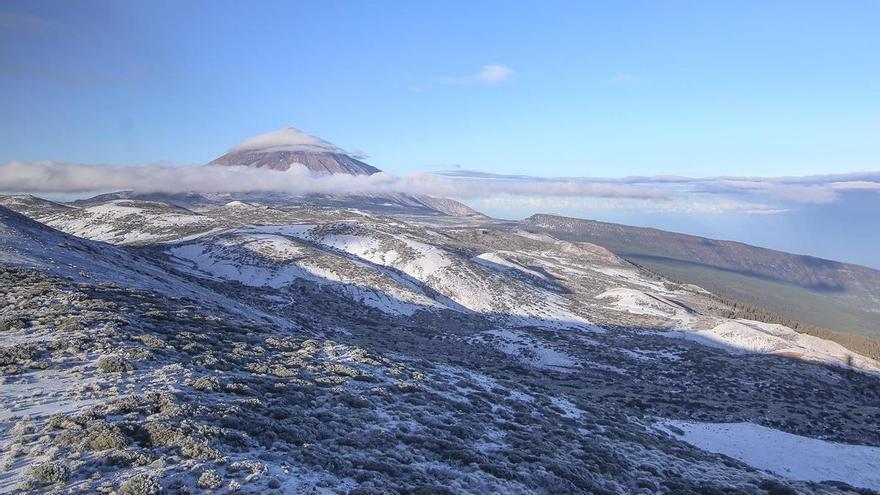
[658,420,880,490]
[590,266,666,291]
[482,329,578,371]
[473,252,548,281]
[596,288,681,317]
[660,319,880,373]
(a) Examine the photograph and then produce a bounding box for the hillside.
[2,199,880,492]
[522,214,880,337]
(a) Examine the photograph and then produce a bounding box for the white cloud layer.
[442,170,880,208]
[830,181,880,191]
[0,160,665,200]
[1,160,877,216]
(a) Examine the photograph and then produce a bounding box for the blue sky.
[3,0,879,175]
[1,1,879,267]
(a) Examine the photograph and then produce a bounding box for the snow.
[658,420,880,490]
[167,232,445,316]
[223,200,266,209]
[169,242,307,289]
[472,252,548,281]
[0,207,277,328]
[7,199,880,493]
[246,224,315,237]
[239,233,307,260]
[596,288,679,317]
[661,319,880,373]
[397,237,453,277]
[228,127,345,154]
[41,200,214,245]
[549,397,584,418]
[589,266,666,291]
[317,234,383,261]
[482,329,578,371]
[164,227,228,243]
[246,224,597,326]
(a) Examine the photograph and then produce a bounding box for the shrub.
[759,480,797,495]
[105,449,153,467]
[0,316,24,332]
[118,474,163,495]
[178,435,220,459]
[395,381,419,393]
[192,376,221,392]
[96,355,133,373]
[197,470,223,490]
[327,364,359,377]
[28,462,69,487]
[414,487,454,495]
[88,429,128,450]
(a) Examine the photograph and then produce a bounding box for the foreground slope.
[2,201,880,494]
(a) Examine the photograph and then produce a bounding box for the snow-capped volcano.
[229,127,345,154]
[209,126,381,175]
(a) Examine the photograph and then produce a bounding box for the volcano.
[209,127,381,175]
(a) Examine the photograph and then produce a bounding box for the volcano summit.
[210,127,381,175]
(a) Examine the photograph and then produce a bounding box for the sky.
[1,1,879,267]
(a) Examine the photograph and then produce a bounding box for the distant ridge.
[523,213,880,337]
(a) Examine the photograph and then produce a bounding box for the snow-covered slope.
[1,198,226,245]
[4,197,880,494]
[663,319,880,372]
[163,222,595,328]
[0,205,171,289]
[0,205,273,323]
[42,200,224,245]
[166,229,445,316]
[250,223,596,328]
[0,194,74,218]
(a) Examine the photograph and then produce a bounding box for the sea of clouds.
[1,160,878,215]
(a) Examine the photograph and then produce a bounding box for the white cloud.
[415,64,514,90]
[700,180,840,204]
[436,169,880,213]
[830,181,880,191]
[470,64,514,84]
[2,160,876,216]
[0,160,666,201]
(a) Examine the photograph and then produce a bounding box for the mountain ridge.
[522,213,880,336]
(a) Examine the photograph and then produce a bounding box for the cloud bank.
[0,160,665,200]
[1,160,877,215]
[441,169,880,211]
